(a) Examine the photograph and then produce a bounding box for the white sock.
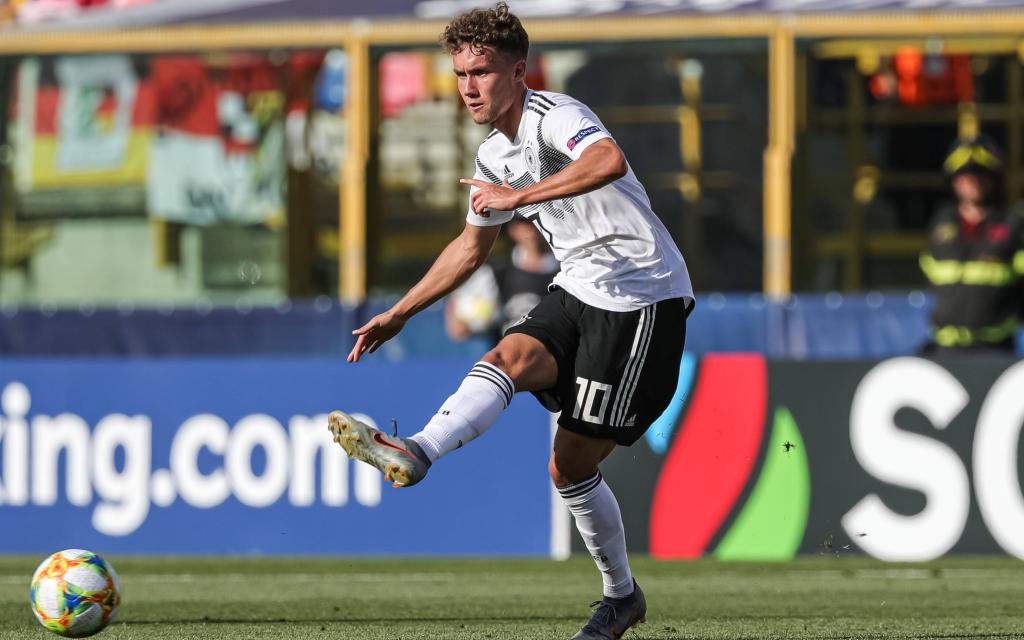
[558,471,634,598]
[409,361,514,462]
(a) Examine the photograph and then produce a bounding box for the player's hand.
[347,311,407,363]
[460,178,521,215]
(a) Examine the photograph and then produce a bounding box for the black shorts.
[504,288,690,446]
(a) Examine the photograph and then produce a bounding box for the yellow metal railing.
[765,25,795,299]
[341,35,370,304]
[4,11,1024,300]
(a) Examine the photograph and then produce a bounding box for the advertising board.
[0,358,553,555]
[596,355,1024,561]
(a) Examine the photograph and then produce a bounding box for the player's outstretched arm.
[347,223,501,362]
[460,139,627,212]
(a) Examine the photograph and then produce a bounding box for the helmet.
[943,134,1003,176]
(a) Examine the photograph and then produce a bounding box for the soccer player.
[329,3,694,639]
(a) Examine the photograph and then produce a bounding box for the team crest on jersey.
[524,141,539,176]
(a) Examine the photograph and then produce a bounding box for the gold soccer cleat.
[328,411,431,487]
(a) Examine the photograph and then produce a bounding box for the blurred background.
[0,0,1022,564]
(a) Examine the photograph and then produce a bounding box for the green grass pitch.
[4,555,1023,639]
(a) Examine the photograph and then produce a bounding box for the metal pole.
[340,35,370,303]
[763,26,795,299]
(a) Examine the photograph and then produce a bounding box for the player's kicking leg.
[328,411,432,487]
[329,336,552,486]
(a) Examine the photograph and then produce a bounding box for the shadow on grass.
[630,635,1024,640]
[116,619,1024,640]
[119,614,581,625]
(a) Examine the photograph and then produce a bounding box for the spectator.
[920,133,1024,355]
[445,216,559,344]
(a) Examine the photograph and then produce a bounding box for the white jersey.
[466,89,694,312]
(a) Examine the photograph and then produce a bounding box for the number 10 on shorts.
[573,377,613,424]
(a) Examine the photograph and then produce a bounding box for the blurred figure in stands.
[446,215,559,345]
[920,133,1024,355]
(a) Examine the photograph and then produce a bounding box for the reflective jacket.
[920,204,1024,348]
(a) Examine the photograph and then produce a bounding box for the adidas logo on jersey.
[624,414,637,427]
[507,314,531,329]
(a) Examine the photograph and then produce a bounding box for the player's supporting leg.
[550,428,633,597]
[552,428,646,640]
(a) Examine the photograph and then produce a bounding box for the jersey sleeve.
[541,101,614,161]
[465,156,515,227]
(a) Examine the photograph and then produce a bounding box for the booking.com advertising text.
[0,358,553,555]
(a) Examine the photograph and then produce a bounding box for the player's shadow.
[119,620,1024,639]
[120,613,584,625]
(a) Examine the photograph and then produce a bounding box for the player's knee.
[483,335,556,391]
[481,342,533,383]
[481,347,516,376]
[548,454,568,486]
[548,450,596,487]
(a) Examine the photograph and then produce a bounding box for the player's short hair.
[439,2,529,61]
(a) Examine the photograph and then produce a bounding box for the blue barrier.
[686,294,789,357]
[0,299,487,359]
[0,300,358,356]
[782,292,934,359]
[0,358,553,555]
[0,292,1020,358]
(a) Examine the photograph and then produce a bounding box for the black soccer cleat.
[571,579,647,640]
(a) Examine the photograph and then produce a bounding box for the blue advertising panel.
[0,358,553,555]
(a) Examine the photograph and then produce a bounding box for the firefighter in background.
[920,134,1024,354]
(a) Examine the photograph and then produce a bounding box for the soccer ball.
[29,549,121,637]
[453,293,497,333]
